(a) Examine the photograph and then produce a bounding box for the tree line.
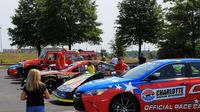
[8,0,102,56]
[111,0,200,59]
[9,0,200,58]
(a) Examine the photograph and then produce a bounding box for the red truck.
[17,49,96,78]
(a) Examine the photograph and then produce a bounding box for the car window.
[123,62,161,79]
[152,63,186,80]
[190,62,200,77]
[97,63,114,72]
[48,54,57,60]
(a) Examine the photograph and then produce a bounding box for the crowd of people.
[20,53,146,112]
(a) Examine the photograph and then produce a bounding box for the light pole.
[0,27,2,52]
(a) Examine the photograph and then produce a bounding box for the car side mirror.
[147,75,158,82]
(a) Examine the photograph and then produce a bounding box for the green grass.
[0,53,139,65]
[124,57,138,64]
[0,66,8,69]
[97,56,139,64]
[0,53,37,64]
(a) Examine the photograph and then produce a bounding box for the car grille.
[53,89,74,100]
[17,67,26,77]
[53,89,66,98]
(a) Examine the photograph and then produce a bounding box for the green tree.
[116,0,162,57]
[8,0,102,56]
[8,0,46,56]
[109,36,127,57]
[157,22,193,58]
[160,0,200,57]
[41,0,103,50]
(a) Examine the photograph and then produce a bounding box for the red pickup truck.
[17,49,96,78]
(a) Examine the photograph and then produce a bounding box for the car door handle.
[180,83,188,86]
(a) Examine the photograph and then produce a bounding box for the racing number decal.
[189,84,200,94]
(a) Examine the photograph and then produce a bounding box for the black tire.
[109,95,139,112]
[43,77,58,94]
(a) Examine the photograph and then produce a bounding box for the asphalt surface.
[0,69,74,112]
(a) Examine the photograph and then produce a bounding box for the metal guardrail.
[0,64,15,66]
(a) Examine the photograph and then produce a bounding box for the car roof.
[152,58,200,64]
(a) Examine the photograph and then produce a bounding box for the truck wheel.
[43,77,58,94]
[109,95,139,112]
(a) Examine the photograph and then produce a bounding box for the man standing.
[111,55,118,65]
[55,52,65,70]
[87,62,95,74]
[114,58,128,76]
[74,54,84,62]
[139,53,146,64]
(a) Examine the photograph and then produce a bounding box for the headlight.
[84,89,108,96]
[57,85,74,92]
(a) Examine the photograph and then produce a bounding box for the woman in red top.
[114,58,128,75]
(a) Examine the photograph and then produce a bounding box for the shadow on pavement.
[49,100,73,106]
[10,78,23,85]
[10,81,22,84]
[4,76,16,79]
[12,78,23,81]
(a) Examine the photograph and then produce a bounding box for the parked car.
[52,62,114,102]
[74,58,200,112]
[41,60,114,93]
[7,64,20,77]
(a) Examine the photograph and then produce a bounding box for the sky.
[0,0,168,52]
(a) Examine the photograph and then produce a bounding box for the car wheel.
[109,95,139,112]
[43,77,58,94]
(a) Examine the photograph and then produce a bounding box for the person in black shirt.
[20,69,50,112]
[139,53,146,64]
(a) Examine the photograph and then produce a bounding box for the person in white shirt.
[111,56,118,65]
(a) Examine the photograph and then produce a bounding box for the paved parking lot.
[0,69,74,112]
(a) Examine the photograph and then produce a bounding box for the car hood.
[76,76,135,92]
[57,74,93,92]
[23,58,40,66]
[40,70,61,76]
[8,64,18,69]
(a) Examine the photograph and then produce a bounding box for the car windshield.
[122,62,161,79]
[60,62,80,72]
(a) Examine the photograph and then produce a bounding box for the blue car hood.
[77,76,134,92]
[8,64,18,69]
